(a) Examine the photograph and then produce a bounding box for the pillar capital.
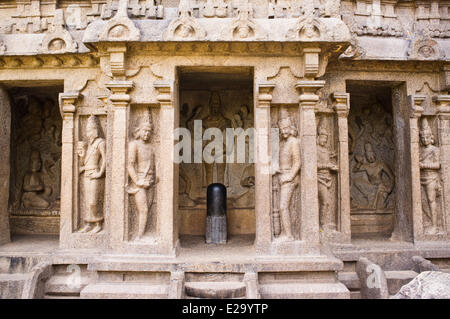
[154,81,173,108]
[295,80,325,110]
[410,94,426,118]
[434,95,450,118]
[106,80,133,106]
[257,82,275,108]
[59,91,81,116]
[332,92,350,118]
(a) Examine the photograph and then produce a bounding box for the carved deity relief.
[127,109,158,241]
[349,103,395,212]
[77,115,106,233]
[10,95,62,215]
[179,89,254,210]
[22,150,52,210]
[316,116,338,232]
[271,108,301,241]
[419,117,443,235]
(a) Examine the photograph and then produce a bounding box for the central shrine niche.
[347,84,396,238]
[178,68,255,238]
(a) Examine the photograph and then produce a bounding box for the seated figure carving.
[22,150,52,209]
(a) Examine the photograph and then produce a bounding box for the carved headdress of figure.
[86,115,100,132]
[420,117,434,143]
[87,115,101,138]
[317,117,329,136]
[278,108,297,137]
[133,109,153,139]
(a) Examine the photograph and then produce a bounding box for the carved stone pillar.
[106,80,133,247]
[154,82,178,254]
[333,92,351,243]
[409,95,425,241]
[436,95,450,237]
[295,81,324,244]
[254,83,274,253]
[59,92,81,247]
[0,86,11,245]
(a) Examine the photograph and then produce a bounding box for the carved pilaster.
[106,81,133,246]
[0,86,11,245]
[333,92,351,243]
[154,82,178,253]
[255,83,274,253]
[295,80,325,244]
[409,95,425,241]
[59,92,81,247]
[435,95,450,237]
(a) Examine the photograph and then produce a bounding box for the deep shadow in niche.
[177,67,255,249]
[347,81,397,240]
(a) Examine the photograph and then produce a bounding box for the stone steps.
[338,270,418,297]
[0,273,30,299]
[184,281,246,299]
[44,294,80,299]
[258,282,350,299]
[80,282,170,299]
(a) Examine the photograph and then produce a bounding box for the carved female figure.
[419,118,441,234]
[78,115,106,233]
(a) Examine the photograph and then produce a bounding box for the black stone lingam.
[206,183,227,244]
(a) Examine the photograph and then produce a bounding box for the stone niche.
[347,82,397,239]
[126,105,160,242]
[177,67,255,242]
[270,105,301,241]
[8,86,63,235]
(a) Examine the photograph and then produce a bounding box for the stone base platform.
[0,235,349,299]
